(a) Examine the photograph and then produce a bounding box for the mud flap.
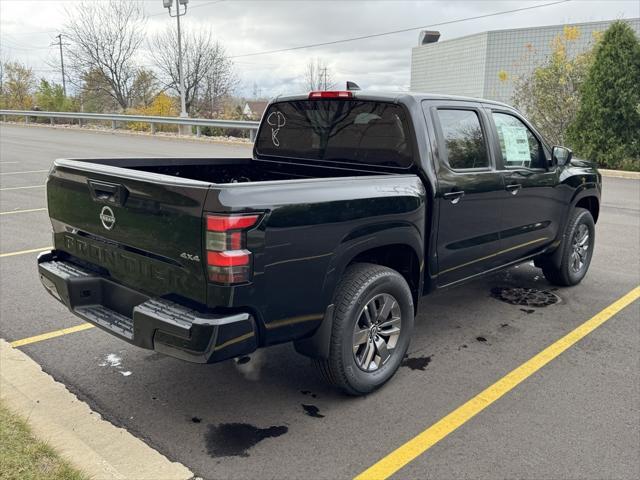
[293,304,335,359]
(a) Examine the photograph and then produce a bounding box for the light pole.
[163,0,189,120]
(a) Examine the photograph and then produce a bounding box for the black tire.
[541,207,595,286]
[314,263,414,395]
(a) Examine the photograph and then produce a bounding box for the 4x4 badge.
[180,252,200,262]
[100,206,116,230]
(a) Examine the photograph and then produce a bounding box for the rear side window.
[436,109,489,169]
[492,112,544,169]
[255,100,414,168]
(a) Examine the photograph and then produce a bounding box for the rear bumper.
[37,251,257,363]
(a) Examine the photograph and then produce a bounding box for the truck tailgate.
[46,159,210,305]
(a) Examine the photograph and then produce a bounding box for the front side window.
[492,112,544,169]
[436,109,489,170]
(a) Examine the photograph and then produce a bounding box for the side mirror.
[552,146,572,166]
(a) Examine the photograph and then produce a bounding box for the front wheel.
[315,263,414,395]
[541,207,595,286]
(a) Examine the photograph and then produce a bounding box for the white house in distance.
[242,101,269,120]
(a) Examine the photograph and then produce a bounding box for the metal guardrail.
[0,109,260,140]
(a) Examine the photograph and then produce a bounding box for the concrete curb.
[599,169,640,179]
[0,339,193,480]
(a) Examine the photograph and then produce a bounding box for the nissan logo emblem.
[100,206,116,230]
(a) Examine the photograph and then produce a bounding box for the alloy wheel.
[352,293,402,372]
[570,223,590,273]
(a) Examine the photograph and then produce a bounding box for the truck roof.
[272,91,515,110]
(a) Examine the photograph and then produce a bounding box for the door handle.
[505,184,522,195]
[88,179,129,206]
[443,190,465,204]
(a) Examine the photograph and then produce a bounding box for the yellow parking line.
[0,169,49,175]
[0,184,45,191]
[0,246,52,258]
[355,286,640,480]
[0,207,47,215]
[10,323,95,348]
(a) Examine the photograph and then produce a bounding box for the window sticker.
[266,111,286,147]
[500,125,531,164]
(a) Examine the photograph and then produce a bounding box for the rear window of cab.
[255,100,414,168]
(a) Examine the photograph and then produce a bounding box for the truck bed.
[73,157,388,184]
[45,155,416,308]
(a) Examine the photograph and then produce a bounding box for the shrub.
[127,92,179,132]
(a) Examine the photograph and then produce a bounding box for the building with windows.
[410,18,640,105]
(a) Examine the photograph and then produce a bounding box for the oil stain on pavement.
[301,404,325,418]
[401,355,432,371]
[205,423,288,457]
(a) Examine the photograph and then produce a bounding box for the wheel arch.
[346,244,421,310]
[574,195,600,223]
[324,223,424,311]
[543,201,597,271]
[295,225,424,360]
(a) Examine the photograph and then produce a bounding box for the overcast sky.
[1,0,638,98]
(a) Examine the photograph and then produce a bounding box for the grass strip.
[0,400,89,480]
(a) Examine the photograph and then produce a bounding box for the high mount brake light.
[204,213,261,284]
[308,91,353,99]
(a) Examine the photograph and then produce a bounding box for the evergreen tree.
[568,21,640,170]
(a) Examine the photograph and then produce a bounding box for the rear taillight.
[205,213,261,284]
[308,91,353,99]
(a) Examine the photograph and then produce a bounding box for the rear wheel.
[541,207,595,286]
[315,263,414,395]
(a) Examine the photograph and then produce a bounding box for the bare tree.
[151,26,237,114]
[0,60,4,99]
[0,51,12,99]
[203,49,238,116]
[305,58,335,91]
[64,0,146,110]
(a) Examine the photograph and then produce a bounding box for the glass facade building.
[410,18,640,105]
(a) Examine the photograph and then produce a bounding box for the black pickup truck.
[38,91,601,394]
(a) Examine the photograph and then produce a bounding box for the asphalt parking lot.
[1,123,639,480]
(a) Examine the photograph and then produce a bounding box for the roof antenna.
[346,81,361,91]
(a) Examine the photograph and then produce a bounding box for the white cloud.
[1,0,638,97]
